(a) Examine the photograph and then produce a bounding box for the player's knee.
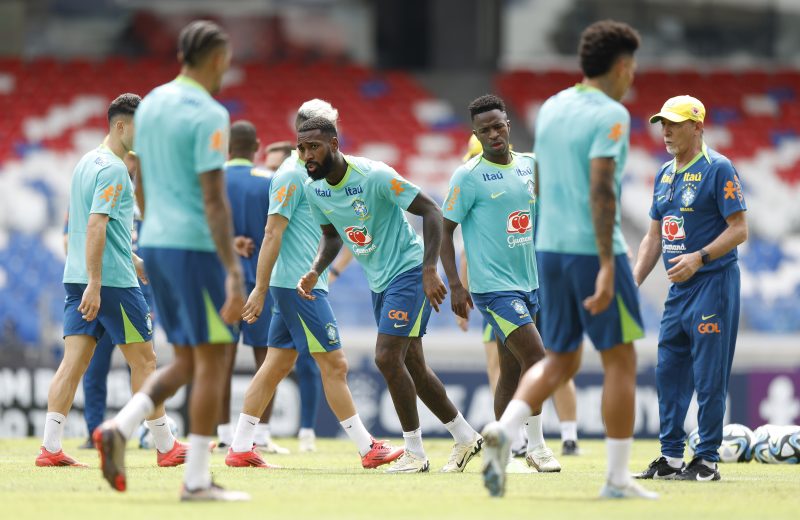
[320,354,348,380]
[374,349,401,375]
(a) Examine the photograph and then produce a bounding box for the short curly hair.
[107,93,140,123]
[579,20,640,78]
[468,94,507,120]
[297,116,338,137]
[178,20,229,67]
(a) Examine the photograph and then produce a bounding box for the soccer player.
[38,94,182,468]
[633,96,747,481]
[228,99,403,470]
[441,94,560,473]
[297,116,483,473]
[94,21,249,501]
[480,20,658,499]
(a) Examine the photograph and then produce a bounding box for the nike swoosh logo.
[346,425,352,429]
[393,323,408,328]
[52,419,62,424]
[490,192,505,199]
[657,195,666,200]
[702,314,716,320]
[696,472,716,481]
[323,209,334,214]
[247,421,257,426]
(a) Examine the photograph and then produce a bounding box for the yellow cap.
[649,95,706,124]
[463,134,482,162]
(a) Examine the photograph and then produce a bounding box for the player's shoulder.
[512,151,535,167]
[345,154,394,179]
[705,146,734,172]
[83,147,123,175]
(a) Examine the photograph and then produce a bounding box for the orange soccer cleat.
[157,440,188,467]
[224,447,280,468]
[361,438,404,469]
[35,446,88,467]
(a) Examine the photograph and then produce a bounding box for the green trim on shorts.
[482,323,495,343]
[485,307,519,341]
[298,315,326,353]
[408,299,427,338]
[120,304,145,344]
[617,295,644,344]
[203,289,234,344]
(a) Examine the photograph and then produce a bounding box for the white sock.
[43,412,66,452]
[403,428,425,458]
[115,393,155,440]
[340,414,373,456]
[146,415,176,453]
[217,422,233,446]
[443,412,477,445]
[700,459,717,469]
[298,427,315,438]
[183,434,213,491]
[560,421,577,442]
[606,437,633,487]
[254,423,271,445]
[231,413,259,453]
[664,455,683,469]
[499,399,532,439]
[524,414,546,452]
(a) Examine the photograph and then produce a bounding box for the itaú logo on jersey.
[662,215,686,241]
[506,210,532,234]
[344,225,372,246]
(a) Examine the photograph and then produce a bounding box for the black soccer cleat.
[633,456,684,480]
[562,440,580,456]
[674,457,721,482]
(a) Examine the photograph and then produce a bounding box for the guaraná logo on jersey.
[662,215,686,241]
[506,210,532,235]
[352,198,369,218]
[344,225,372,246]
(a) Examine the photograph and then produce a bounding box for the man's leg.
[250,346,285,452]
[482,324,500,395]
[81,333,114,447]
[552,380,579,454]
[216,342,238,447]
[295,349,322,452]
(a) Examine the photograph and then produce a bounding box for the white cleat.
[180,482,251,502]
[441,433,483,472]
[480,421,510,497]
[385,451,430,473]
[257,439,290,455]
[525,446,561,472]
[599,480,659,500]
[298,430,316,453]
[506,458,537,474]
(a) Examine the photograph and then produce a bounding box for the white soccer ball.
[752,425,774,463]
[719,423,755,463]
[686,427,700,454]
[752,424,800,464]
[136,416,179,449]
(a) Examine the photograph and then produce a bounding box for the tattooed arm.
[584,157,617,315]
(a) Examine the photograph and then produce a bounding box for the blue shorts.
[240,281,273,348]
[63,283,153,345]
[472,290,539,344]
[482,317,496,343]
[139,247,236,347]
[371,265,431,338]
[536,252,644,352]
[268,287,342,354]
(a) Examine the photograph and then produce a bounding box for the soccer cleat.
[600,480,659,500]
[674,457,721,481]
[525,446,562,472]
[384,451,430,473]
[157,440,188,467]
[561,440,581,456]
[180,481,251,502]
[256,439,290,455]
[78,437,95,450]
[506,458,537,474]
[480,421,510,497]
[298,429,316,452]
[511,444,527,458]
[361,438,404,469]
[35,446,88,467]
[633,456,685,480]
[441,433,483,472]
[224,448,280,468]
[93,422,127,492]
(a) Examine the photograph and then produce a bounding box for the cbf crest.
[681,184,697,208]
[325,323,339,344]
[510,299,528,317]
[352,198,369,219]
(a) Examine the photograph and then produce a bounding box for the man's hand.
[220,268,246,325]
[297,271,319,301]
[422,266,447,312]
[132,254,148,285]
[583,262,615,316]
[233,236,255,258]
[667,252,702,284]
[449,283,473,321]
[78,282,101,322]
[241,286,267,324]
[455,315,469,332]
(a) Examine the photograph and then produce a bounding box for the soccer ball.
[686,427,700,454]
[752,424,800,464]
[136,417,179,449]
[719,423,755,463]
[752,425,774,463]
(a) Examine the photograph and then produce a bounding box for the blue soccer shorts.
[267,287,342,354]
[472,290,539,345]
[370,265,431,338]
[63,283,152,345]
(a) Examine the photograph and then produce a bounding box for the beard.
[306,151,333,180]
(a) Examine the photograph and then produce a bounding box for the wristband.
[329,267,341,277]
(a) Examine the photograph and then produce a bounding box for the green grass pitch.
[1,438,797,519]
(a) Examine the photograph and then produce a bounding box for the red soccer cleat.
[361,438,404,469]
[157,440,188,467]
[93,422,127,492]
[35,446,88,467]
[224,448,280,468]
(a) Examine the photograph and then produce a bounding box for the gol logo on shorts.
[388,309,409,322]
[697,322,721,334]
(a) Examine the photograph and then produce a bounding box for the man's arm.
[440,217,472,319]
[328,248,354,283]
[134,160,145,218]
[241,215,289,323]
[78,213,109,321]
[406,192,447,312]
[199,169,245,324]
[633,219,662,286]
[297,224,343,300]
[667,210,748,284]
[584,157,617,315]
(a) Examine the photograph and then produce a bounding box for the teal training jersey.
[305,155,423,293]
[134,75,230,251]
[63,144,138,288]
[534,84,630,255]
[269,152,329,292]
[444,151,538,294]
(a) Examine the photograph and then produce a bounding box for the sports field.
[2,438,797,519]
